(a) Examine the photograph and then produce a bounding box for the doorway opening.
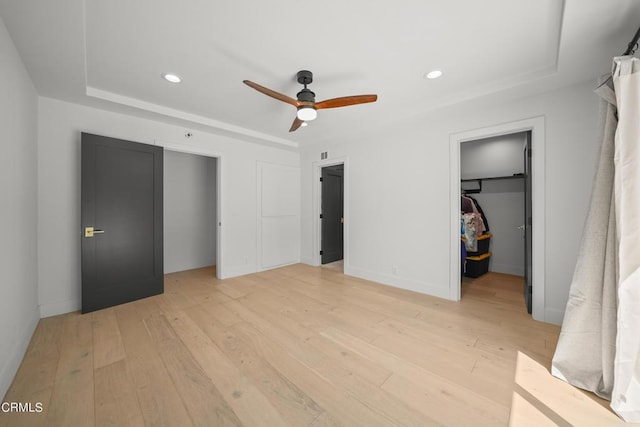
[321,164,344,271]
[313,158,349,273]
[459,131,532,313]
[164,149,221,279]
[449,117,546,322]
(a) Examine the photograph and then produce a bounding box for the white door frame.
[155,140,224,279]
[312,157,349,271]
[449,117,546,321]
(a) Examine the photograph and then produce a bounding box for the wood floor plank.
[142,312,244,426]
[114,300,195,426]
[229,320,397,427]
[509,391,560,427]
[216,277,259,299]
[91,307,126,369]
[513,351,624,426]
[165,267,232,306]
[195,300,243,327]
[0,316,65,427]
[94,359,145,426]
[223,297,328,368]
[166,306,290,427]
[45,312,95,427]
[382,373,508,425]
[321,326,509,424]
[184,303,323,426]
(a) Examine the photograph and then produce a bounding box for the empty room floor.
[1,266,616,426]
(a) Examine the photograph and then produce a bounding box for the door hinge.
[320,214,323,219]
[320,250,323,255]
[320,177,323,182]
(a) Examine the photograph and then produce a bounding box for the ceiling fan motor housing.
[296,70,316,103]
[296,88,316,103]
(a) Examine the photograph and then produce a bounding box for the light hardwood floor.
[2,266,568,426]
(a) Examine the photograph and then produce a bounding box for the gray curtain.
[551,76,618,399]
[552,56,640,422]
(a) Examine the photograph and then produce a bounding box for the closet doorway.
[460,132,532,312]
[449,117,546,321]
[164,149,221,279]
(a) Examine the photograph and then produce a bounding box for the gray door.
[321,165,344,264]
[524,131,533,313]
[81,133,164,313]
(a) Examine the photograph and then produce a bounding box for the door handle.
[84,226,105,238]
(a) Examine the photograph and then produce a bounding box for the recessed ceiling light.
[425,70,443,80]
[162,73,182,83]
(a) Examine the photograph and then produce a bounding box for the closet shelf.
[461,173,526,194]
[461,173,526,183]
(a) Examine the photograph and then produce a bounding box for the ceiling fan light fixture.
[297,106,317,121]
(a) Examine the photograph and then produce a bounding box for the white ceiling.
[1,0,639,148]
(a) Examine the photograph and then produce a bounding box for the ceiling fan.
[243,70,377,132]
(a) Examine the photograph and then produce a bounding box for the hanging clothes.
[468,195,490,232]
[461,195,474,213]
[462,212,482,252]
[461,195,486,235]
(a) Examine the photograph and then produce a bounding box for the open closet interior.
[164,150,218,275]
[460,130,532,312]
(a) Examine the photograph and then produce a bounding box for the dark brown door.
[321,165,344,264]
[81,133,164,313]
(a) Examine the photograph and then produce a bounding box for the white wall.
[0,17,40,399]
[461,133,527,276]
[300,79,600,324]
[460,133,526,179]
[164,150,217,274]
[37,97,299,317]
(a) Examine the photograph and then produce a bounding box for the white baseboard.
[0,306,39,399]
[39,298,80,318]
[490,263,525,277]
[346,266,450,300]
[219,264,257,280]
[544,308,565,326]
[300,256,316,266]
[258,260,299,272]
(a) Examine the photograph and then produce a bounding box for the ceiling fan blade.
[315,94,377,110]
[243,80,300,107]
[289,117,304,132]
